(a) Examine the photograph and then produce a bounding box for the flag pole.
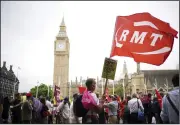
[48,84,50,97]
[165,78,169,92]
[101,78,103,95]
[113,81,114,95]
[80,76,82,87]
[123,78,125,100]
[96,76,98,89]
[36,81,39,98]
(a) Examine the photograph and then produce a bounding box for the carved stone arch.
[158,87,165,92]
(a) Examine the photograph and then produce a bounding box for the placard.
[102,57,117,80]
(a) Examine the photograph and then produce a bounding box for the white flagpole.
[144,78,147,94]
[69,82,71,99]
[76,77,78,85]
[80,76,82,87]
[47,85,50,97]
[165,78,169,92]
[36,81,39,98]
[123,79,125,100]
[70,80,72,98]
[96,76,98,89]
[113,81,114,95]
[154,78,158,89]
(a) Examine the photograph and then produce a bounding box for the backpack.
[73,94,89,117]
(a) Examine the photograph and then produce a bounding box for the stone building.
[0,61,19,99]
[124,63,179,96]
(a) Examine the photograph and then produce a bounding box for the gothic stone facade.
[125,69,179,96]
[0,61,19,99]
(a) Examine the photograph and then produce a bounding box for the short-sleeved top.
[86,92,99,116]
[104,101,118,116]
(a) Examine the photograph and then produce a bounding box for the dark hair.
[40,97,46,105]
[46,97,50,101]
[160,93,164,98]
[3,97,9,105]
[85,78,95,88]
[73,93,78,99]
[172,74,179,87]
[127,96,131,102]
[148,93,152,98]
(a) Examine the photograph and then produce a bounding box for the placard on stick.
[102,57,117,80]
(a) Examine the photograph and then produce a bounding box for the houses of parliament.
[53,17,179,98]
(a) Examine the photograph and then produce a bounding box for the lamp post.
[48,84,52,97]
[36,81,39,98]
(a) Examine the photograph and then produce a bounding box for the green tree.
[30,83,53,99]
[109,84,124,97]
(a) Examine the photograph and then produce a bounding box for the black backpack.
[73,94,89,117]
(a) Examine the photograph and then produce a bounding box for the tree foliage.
[109,84,124,97]
[30,83,53,99]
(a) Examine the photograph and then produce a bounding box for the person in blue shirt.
[160,74,179,124]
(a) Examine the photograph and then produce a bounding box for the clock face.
[56,41,66,51]
[58,43,64,49]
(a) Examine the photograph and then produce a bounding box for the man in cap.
[103,95,118,124]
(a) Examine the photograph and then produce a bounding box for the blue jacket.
[160,87,179,124]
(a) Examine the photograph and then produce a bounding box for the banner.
[102,57,117,80]
[110,12,178,66]
[54,85,61,104]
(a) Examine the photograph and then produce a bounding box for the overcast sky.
[1,1,179,92]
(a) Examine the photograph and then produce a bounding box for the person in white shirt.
[70,93,82,124]
[128,93,144,124]
[56,97,70,124]
[46,97,53,124]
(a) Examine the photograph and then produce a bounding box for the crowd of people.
[0,73,179,124]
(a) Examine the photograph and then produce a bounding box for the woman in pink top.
[82,78,105,124]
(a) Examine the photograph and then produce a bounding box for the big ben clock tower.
[53,17,70,97]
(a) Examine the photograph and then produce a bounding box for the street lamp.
[36,81,39,98]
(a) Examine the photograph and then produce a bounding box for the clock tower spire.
[53,16,70,98]
[57,17,67,37]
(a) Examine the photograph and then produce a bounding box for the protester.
[82,78,104,124]
[0,96,3,124]
[161,74,179,124]
[103,95,118,124]
[21,93,33,124]
[2,97,10,124]
[46,97,53,124]
[98,99,106,124]
[40,97,49,124]
[151,97,162,124]
[104,99,109,123]
[11,93,22,124]
[70,93,82,124]
[30,95,43,124]
[57,97,70,124]
[123,96,131,124]
[128,93,144,124]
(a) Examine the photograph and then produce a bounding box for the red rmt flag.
[110,12,178,66]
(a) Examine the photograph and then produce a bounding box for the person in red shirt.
[120,98,126,119]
